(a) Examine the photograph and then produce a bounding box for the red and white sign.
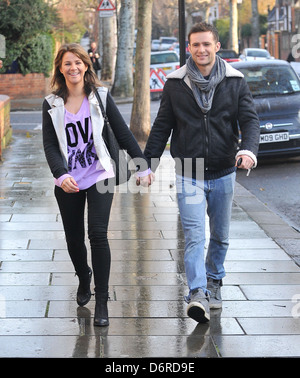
[97,0,116,17]
[150,69,166,92]
[156,68,167,85]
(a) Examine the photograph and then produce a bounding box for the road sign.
[156,68,167,84]
[97,0,116,17]
[150,69,165,92]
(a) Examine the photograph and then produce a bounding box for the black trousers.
[55,183,114,294]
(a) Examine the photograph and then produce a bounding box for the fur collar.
[166,60,244,80]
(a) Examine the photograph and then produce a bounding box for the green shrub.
[0,0,56,75]
[18,33,55,76]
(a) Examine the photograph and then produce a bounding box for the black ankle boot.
[94,293,109,327]
[76,267,92,307]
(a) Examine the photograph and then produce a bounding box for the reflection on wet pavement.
[0,131,300,358]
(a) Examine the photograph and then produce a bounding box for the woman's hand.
[61,177,79,193]
[136,172,155,187]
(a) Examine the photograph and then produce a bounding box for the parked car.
[239,48,274,61]
[169,41,180,55]
[231,59,300,158]
[150,51,180,75]
[217,49,240,62]
[151,39,160,51]
[290,61,300,77]
[159,36,177,51]
[169,42,191,61]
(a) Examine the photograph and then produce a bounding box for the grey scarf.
[186,54,226,113]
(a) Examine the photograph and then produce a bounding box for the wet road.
[237,156,300,232]
[10,102,161,130]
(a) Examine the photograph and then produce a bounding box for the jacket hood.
[166,60,244,80]
[45,87,108,108]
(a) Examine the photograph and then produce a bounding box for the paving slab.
[1,130,300,359]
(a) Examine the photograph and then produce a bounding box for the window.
[239,65,300,96]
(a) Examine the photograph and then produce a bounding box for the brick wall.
[0,73,51,99]
[0,95,12,159]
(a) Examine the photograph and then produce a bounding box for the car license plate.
[260,132,289,144]
[163,67,172,71]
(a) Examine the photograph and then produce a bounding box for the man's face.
[188,31,221,74]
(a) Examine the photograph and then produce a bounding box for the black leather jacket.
[144,63,260,178]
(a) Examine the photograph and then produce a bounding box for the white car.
[159,36,177,51]
[239,48,274,61]
[150,51,180,76]
[151,39,160,51]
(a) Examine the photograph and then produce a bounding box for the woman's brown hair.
[51,43,103,102]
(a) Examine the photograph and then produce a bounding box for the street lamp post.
[178,0,186,67]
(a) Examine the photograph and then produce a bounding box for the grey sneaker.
[207,278,223,309]
[186,288,210,323]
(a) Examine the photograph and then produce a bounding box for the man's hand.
[136,172,155,187]
[235,155,254,170]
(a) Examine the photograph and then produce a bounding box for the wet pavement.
[1,124,300,359]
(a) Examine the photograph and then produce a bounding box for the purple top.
[55,96,150,189]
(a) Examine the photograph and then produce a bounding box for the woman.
[42,43,151,326]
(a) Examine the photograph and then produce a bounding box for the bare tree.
[130,0,153,144]
[152,0,216,39]
[111,0,135,97]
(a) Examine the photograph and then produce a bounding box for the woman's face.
[60,51,88,88]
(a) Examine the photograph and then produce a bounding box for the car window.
[160,38,177,44]
[247,50,269,57]
[217,50,238,59]
[238,65,300,96]
[151,53,178,64]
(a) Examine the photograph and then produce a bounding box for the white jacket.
[45,87,112,172]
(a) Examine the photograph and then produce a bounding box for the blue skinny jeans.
[176,172,236,297]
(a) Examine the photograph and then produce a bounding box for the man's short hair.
[188,22,219,44]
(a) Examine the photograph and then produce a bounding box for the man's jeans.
[176,172,236,296]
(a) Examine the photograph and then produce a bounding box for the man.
[141,23,260,323]
[88,42,101,78]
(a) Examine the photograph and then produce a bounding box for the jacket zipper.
[181,79,210,170]
[203,113,209,171]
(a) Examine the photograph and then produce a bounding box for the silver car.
[239,48,274,61]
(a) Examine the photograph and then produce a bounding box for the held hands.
[61,177,79,193]
[136,172,155,187]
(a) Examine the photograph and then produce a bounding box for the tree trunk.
[111,0,135,97]
[100,15,117,82]
[230,0,239,53]
[130,0,153,144]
